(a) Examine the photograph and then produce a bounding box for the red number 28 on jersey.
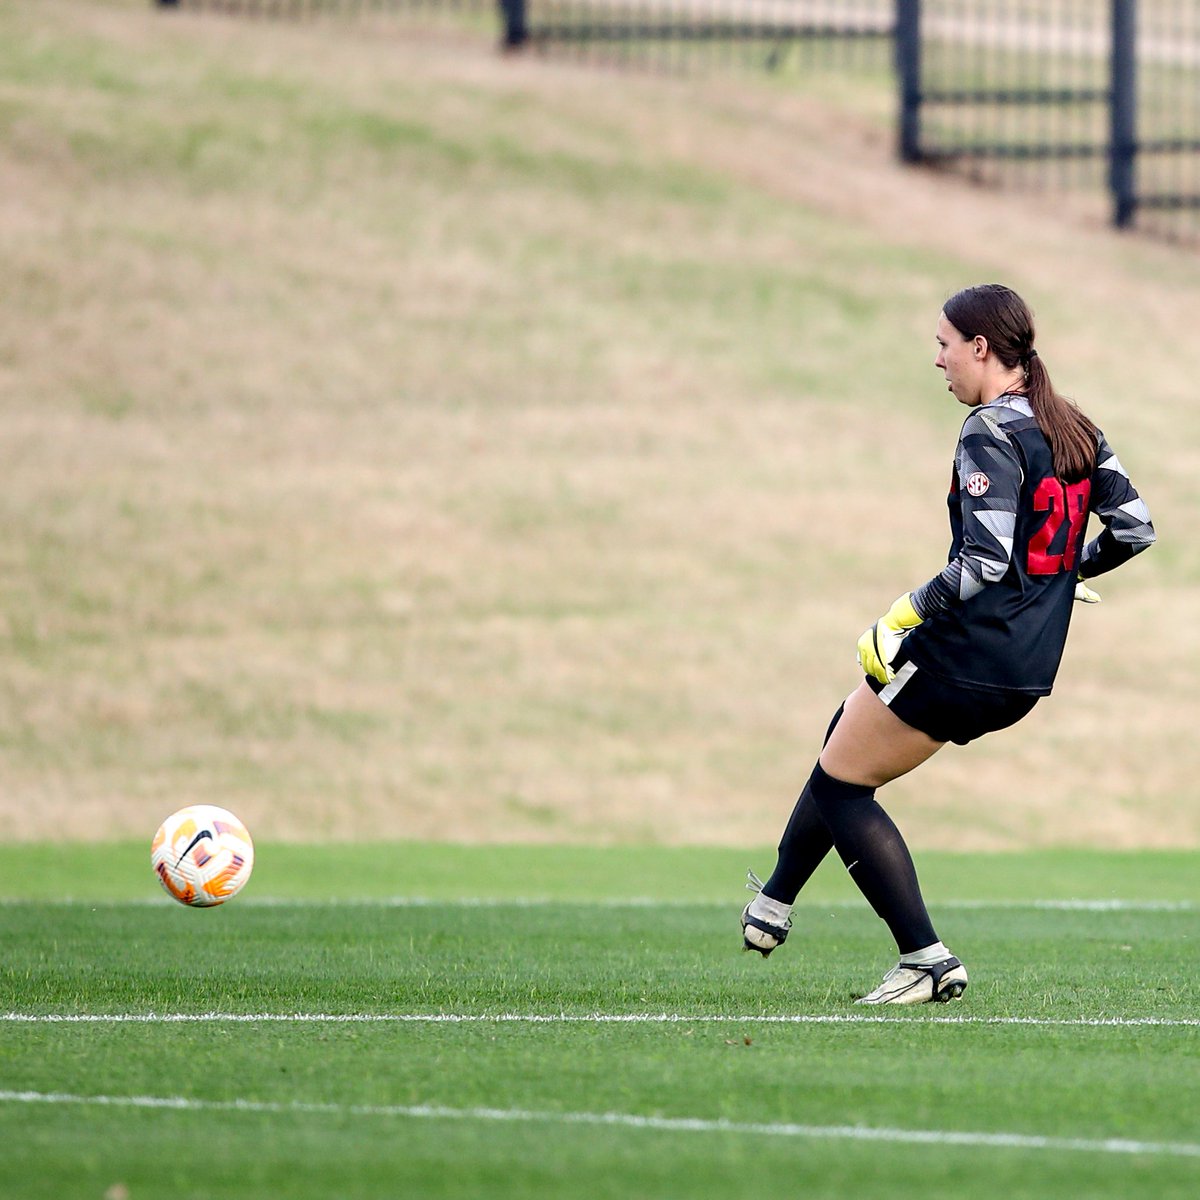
[1027,477,1091,575]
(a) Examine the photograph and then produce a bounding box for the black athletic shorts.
[864,658,1039,746]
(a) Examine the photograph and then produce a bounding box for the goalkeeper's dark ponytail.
[944,284,1098,484]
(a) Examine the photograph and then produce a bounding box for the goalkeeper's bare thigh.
[819,681,944,790]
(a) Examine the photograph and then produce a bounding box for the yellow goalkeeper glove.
[1074,576,1101,604]
[857,593,923,685]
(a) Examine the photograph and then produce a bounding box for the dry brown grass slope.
[0,1,1196,847]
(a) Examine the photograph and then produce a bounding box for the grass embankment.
[0,1,1197,848]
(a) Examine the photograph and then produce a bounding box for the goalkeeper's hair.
[944,284,1098,484]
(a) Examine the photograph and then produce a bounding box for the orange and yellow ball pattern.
[150,805,255,907]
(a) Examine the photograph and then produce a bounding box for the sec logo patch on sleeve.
[966,472,991,497]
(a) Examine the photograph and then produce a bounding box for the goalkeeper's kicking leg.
[740,704,842,956]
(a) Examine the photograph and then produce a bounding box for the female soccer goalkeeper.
[741,283,1155,1004]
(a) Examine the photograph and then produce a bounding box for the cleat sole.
[742,939,775,957]
[935,980,967,1003]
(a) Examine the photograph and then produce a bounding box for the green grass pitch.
[1,845,1197,1199]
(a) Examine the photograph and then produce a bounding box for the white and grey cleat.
[741,870,791,957]
[855,956,968,1005]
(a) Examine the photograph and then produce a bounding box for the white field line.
[3,1012,1199,1029]
[0,897,1194,911]
[1,1088,1198,1159]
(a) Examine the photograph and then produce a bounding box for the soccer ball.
[151,805,255,907]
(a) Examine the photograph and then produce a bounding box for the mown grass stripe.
[1,1089,1197,1159]
[4,1012,1198,1028]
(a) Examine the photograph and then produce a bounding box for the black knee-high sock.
[807,762,938,955]
[762,779,833,904]
[762,704,844,904]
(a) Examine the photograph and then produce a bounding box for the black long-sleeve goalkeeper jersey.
[904,394,1155,695]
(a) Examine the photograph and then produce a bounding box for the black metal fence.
[159,1,485,12]
[897,1,1200,244]
[156,1,1200,244]
[157,0,494,25]
[513,1,895,72]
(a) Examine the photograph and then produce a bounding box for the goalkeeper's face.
[933,312,984,407]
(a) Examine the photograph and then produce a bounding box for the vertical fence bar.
[1110,0,1138,228]
[896,0,922,163]
[500,0,528,48]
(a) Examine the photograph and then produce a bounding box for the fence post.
[895,0,922,163]
[499,0,528,50]
[1110,0,1138,228]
